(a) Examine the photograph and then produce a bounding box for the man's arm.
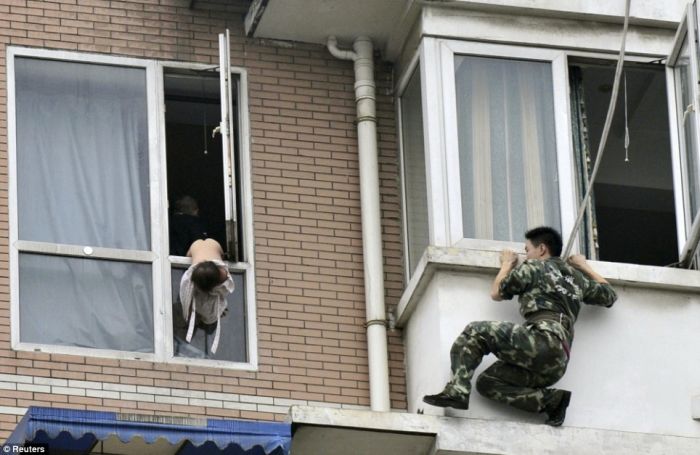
[567,254,617,307]
[490,249,519,301]
[567,254,608,284]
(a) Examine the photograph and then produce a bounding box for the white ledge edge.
[396,246,700,327]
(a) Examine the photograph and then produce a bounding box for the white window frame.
[7,46,258,371]
[420,37,578,253]
[396,51,428,278]
[409,35,696,265]
[667,2,700,266]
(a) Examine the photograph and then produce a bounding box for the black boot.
[544,390,571,426]
[423,392,470,410]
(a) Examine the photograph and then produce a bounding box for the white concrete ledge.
[289,406,700,455]
[396,246,700,327]
[422,7,676,57]
[431,0,686,28]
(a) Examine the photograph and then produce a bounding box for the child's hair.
[191,261,222,293]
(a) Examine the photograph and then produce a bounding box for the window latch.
[683,103,695,124]
[212,125,221,138]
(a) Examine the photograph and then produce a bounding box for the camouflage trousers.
[442,320,569,413]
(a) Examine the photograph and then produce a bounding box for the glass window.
[675,35,700,223]
[14,57,154,353]
[19,254,153,352]
[570,61,677,266]
[15,58,150,250]
[454,55,560,241]
[10,46,254,365]
[400,69,429,275]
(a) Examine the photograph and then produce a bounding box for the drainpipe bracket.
[356,115,377,123]
[365,319,388,328]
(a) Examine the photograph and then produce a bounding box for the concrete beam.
[289,406,700,455]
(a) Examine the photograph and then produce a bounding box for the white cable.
[563,0,632,258]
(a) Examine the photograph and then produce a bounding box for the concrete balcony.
[289,405,698,454]
[392,246,700,448]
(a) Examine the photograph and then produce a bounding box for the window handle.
[683,103,695,124]
[212,125,221,138]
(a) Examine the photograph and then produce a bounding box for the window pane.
[163,72,226,257]
[400,69,429,275]
[171,267,247,362]
[675,36,700,221]
[455,55,561,241]
[15,58,150,250]
[19,254,154,352]
[572,62,677,266]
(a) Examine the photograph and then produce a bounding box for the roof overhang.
[244,0,419,61]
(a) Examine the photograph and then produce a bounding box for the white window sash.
[667,2,700,266]
[7,47,162,358]
[219,29,240,260]
[400,29,694,268]
[7,46,258,370]
[434,40,576,248]
[15,241,156,263]
[155,58,258,370]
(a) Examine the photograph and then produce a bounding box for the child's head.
[175,195,199,216]
[191,261,224,293]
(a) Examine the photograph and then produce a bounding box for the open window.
[668,1,700,268]
[9,32,255,367]
[569,59,678,266]
[165,31,242,263]
[165,31,248,362]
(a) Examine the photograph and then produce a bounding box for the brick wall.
[0,0,406,438]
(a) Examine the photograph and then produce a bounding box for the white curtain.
[16,58,150,249]
[19,254,153,352]
[15,58,153,351]
[455,55,561,241]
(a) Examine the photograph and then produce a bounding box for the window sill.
[395,246,700,327]
[12,342,258,372]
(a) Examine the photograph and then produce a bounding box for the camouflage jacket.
[499,257,617,341]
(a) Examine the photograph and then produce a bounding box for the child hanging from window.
[179,239,234,354]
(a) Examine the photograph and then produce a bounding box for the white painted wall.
[403,256,700,438]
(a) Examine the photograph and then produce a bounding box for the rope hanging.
[563,0,632,258]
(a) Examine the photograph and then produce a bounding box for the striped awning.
[4,407,291,454]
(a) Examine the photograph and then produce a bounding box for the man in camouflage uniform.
[423,226,617,426]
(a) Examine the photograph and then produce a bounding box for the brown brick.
[0,2,406,415]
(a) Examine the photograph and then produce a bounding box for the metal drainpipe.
[327,36,391,412]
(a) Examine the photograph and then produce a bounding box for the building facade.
[2,0,700,454]
[0,0,406,451]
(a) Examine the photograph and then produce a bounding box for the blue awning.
[5,407,291,454]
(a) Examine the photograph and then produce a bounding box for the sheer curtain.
[455,55,560,241]
[15,58,153,352]
[16,58,150,249]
